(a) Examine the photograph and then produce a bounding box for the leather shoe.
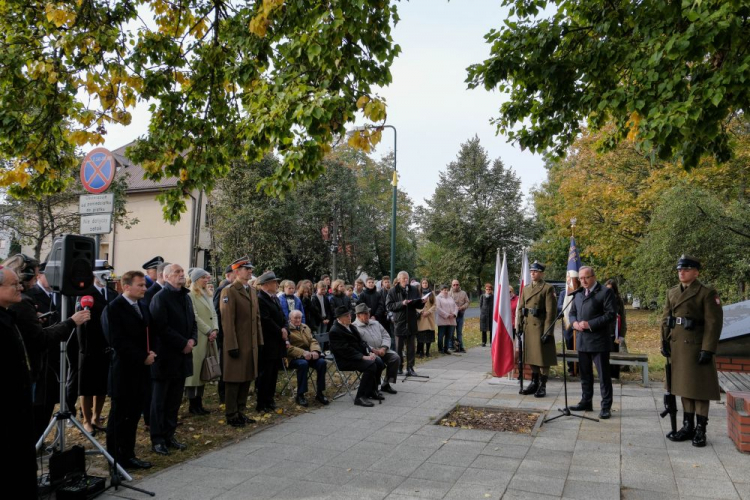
[267,402,277,410]
[122,457,152,470]
[381,384,398,394]
[315,394,330,405]
[398,368,403,375]
[240,413,256,424]
[166,437,187,450]
[406,368,418,377]
[568,401,593,412]
[368,391,385,401]
[295,395,309,407]
[599,409,611,419]
[151,443,169,456]
[354,397,374,407]
[226,415,246,427]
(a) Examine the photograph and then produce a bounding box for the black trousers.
[256,357,280,409]
[396,334,416,370]
[150,377,185,445]
[337,358,383,399]
[380,352,401,385]
[578,351,613,410]
[107,379,146,460]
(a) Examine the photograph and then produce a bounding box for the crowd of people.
[1,249,723,496]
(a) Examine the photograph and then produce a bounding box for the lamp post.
[349,125,397,280]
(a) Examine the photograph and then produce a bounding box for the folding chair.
[314,332,361,401]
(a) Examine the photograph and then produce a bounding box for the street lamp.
[349,125,397,281]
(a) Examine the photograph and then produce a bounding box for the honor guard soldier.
[142,256,164,288]
[662,255,723,447]
[516,261,558,397]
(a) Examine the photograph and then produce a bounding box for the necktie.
[585,288,590,297]
[133,303,143,319]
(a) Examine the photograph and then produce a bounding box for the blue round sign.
[80,148,115,194]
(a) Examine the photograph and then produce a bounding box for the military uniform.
[516,262,557,397]
[661,255,723,447]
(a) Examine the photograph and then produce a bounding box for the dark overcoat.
[329,321,369,367]
[149,284,198,379]
[220,281,263,382]
[479,293,494,332]
[79,286,118,395]
[386,283,422,337]
[661,280,723,401]
[257,290,287,360]
[104,295,151,399]
[517,282,558,367]
[569,282,616,353]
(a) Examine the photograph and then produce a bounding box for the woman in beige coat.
[186,268,219,415]
[416,278,437,357]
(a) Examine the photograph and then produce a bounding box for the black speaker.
[45,235,95,296]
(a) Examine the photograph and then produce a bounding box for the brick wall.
[716,356,750,373]
[726,391,750,454]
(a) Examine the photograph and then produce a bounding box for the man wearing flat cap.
[516,261,558,398]
[256,271,288,412]
[220,258,262,426]
[661,255,722,447]
[353,302,399,394]
[329,305,384,407]
[142,256,164,288]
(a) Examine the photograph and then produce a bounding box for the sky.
[102,0,548,207]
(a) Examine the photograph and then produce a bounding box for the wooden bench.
[718,371,750,393]
[557,350,650,386]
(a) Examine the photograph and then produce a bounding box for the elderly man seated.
[287,310,330,407]
[352,303,398,394]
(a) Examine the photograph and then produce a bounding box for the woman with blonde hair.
[416,278,436,357]
[186,268,218,415]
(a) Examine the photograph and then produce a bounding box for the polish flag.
[491,250,514,377]
[519,249,531,301]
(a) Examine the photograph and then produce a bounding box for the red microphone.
[80,295,95,310]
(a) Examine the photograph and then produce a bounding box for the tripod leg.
[68,416,132,481]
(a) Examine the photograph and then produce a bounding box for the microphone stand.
[543,292,599,424]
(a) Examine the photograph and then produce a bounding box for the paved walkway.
[103,347,750,500]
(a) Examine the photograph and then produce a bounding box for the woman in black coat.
[605,279,628,378]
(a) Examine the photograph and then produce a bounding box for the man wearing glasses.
[568,266,616,419]
[661,255,722,447]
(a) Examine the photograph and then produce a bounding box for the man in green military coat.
[516,261,558,397]
[661,255,723,447]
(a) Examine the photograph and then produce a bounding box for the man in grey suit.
[568,266,616,419]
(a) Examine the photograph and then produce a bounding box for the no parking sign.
[80,147,115,194]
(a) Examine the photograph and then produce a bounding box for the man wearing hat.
[661,255,723,447]
[142,256,164,288]
[568,266,616,419]
[256,271,288,412]
[516,261,558,398]
[220,258,263,426]
[329,305,384,407]
[352,303,399,394]
[212,263,236,404]
[143,260,170,309]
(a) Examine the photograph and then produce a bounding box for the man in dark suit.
[104,271,156,469]
[309,280,333,334]
[148,264,197,455]
[256,271,287,412]
[329,305,384,407]
[140,260,168,425]
[568,266,616,419]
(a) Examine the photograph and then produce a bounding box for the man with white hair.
[352,303,398,394]
[386,271,425,377]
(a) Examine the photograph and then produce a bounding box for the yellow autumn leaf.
[356,95,370,109]
[179,168,189,181]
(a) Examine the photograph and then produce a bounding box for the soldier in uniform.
[516,261,558,397]
[142,256,164,288]
[661,255,723,447]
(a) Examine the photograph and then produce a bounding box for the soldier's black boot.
[692,415,708,447]
[534,375,548,398]
[521,373,539,395]
[668,412,695,442]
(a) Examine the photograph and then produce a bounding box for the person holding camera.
[661,255,722,447]
[516,261,558,398]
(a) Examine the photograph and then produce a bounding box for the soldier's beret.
[676,255,701,270]
[530,261,546,272]
[142,256,164,270]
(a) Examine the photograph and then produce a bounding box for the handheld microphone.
[80,295,95,310]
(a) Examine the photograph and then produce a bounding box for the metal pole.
[94,234,100,260]
[386,126,397,281]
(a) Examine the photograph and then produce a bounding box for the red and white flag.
[519,249,530,298]
[491,250,514,377]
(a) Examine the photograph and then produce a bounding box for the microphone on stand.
[568,287,585,296]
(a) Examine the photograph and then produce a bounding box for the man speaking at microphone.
[568,266,616,419]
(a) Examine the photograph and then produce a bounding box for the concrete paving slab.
[508,472,566,496]
[562,479,620,500]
